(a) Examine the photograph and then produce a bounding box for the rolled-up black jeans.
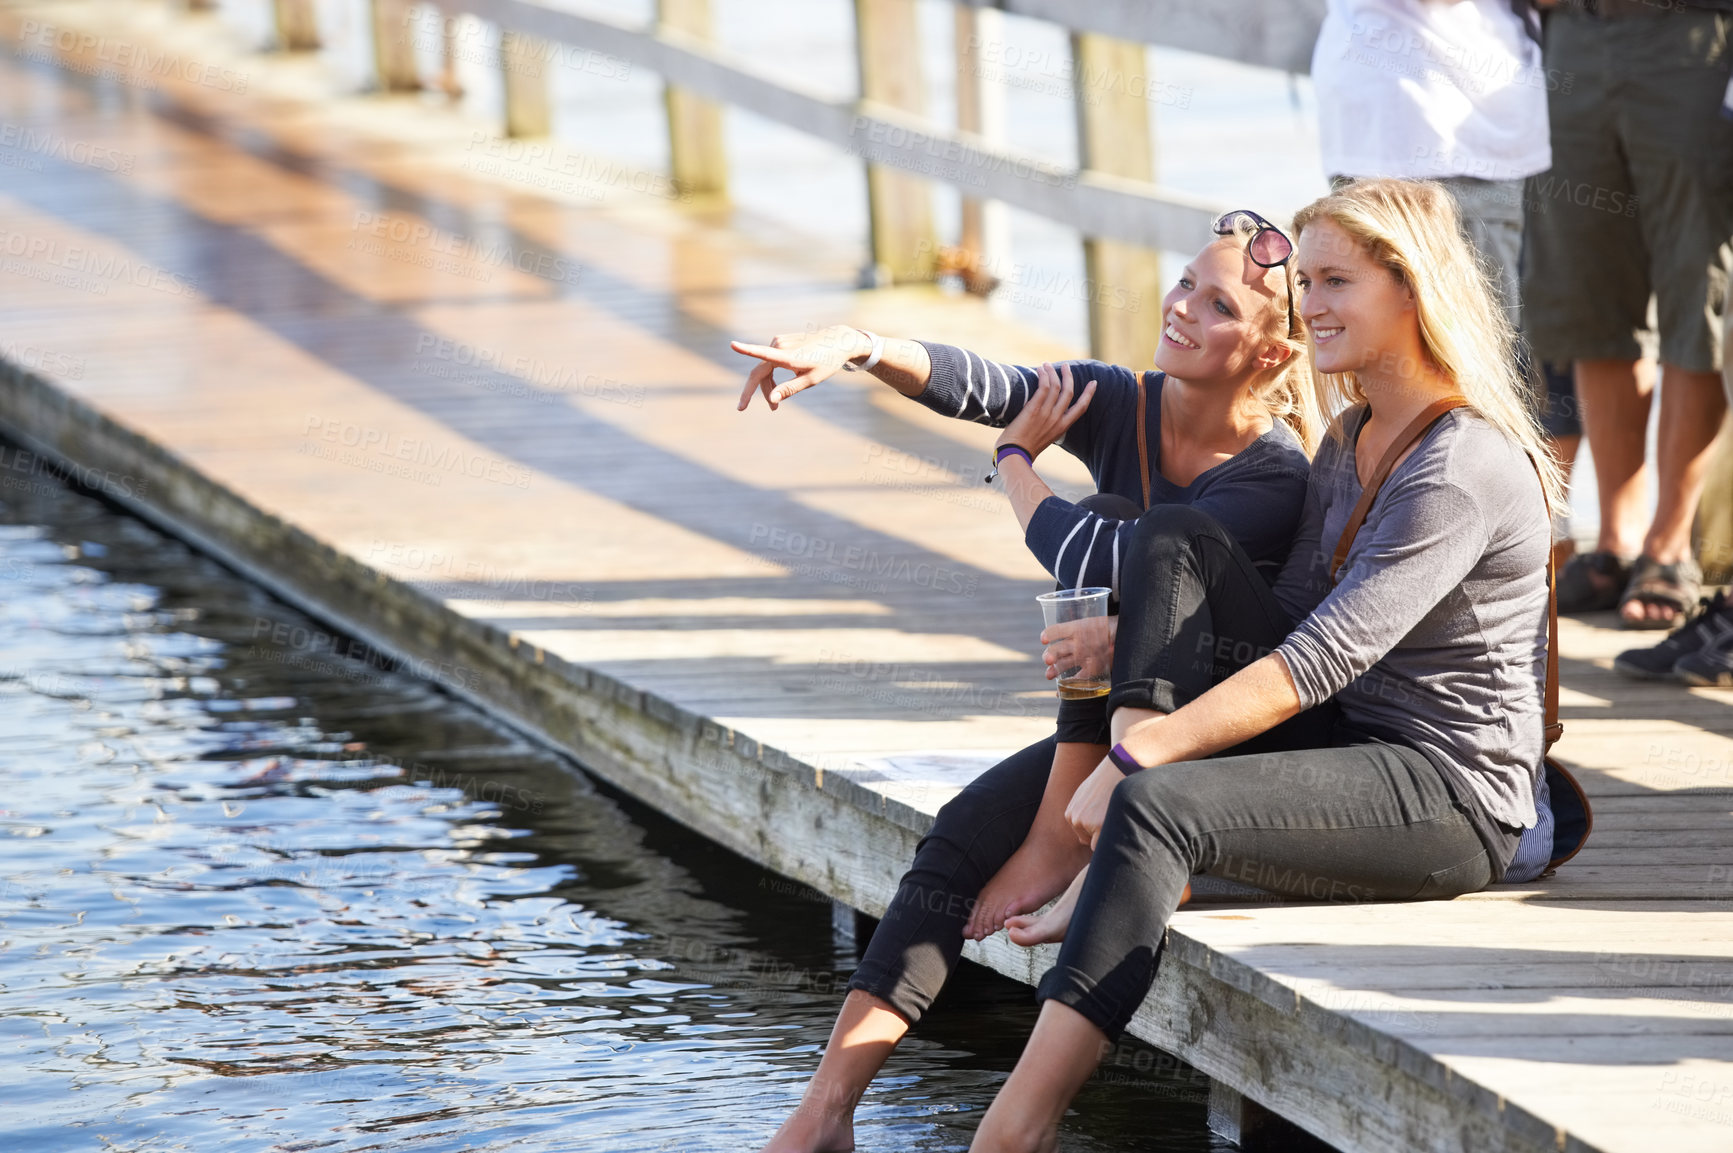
[1036,507,1499,1039]
[848,503,1329,1023]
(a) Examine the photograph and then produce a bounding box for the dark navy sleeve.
[1024,495,1133,595]
[912,342,1140,465]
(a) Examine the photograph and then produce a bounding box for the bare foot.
[965,833,1091,940]
[1621,597,1678,628]
[760,1100,855,1152]
[1006,866,1088,947]
[1005,873,1192,948]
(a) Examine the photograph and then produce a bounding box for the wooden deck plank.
[2,6,1730,1152]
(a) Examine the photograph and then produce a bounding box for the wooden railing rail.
[261,0,1326,362]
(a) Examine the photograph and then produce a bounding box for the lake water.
[0,455,1290,1149]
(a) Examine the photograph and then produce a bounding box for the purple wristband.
[995,444,1034,468]
[1107,742,1143,776]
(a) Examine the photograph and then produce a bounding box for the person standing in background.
[1310,0,1578,550]
[1524,0,1733,639]
[1311,0,1550,318]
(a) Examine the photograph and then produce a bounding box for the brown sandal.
[1619,555,1702,631]
[1556,550,1632,614]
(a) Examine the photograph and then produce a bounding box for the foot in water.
[965,834,1091,940]
[759,1100,856,1153]
[1005,871,1191,947]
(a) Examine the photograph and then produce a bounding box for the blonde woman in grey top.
[965,179,1561,1152]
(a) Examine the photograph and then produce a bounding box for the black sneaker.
[1612,590,1733,682]
[1676,600,1733,687]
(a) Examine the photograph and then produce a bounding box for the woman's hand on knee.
[1064,759,1124,846]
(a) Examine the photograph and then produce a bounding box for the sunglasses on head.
[1212,209,1294,268]
[1212,209,1299,337]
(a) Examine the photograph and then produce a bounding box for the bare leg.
[969,1001,1108,1153]
[760,990,910,1153]
[965,742,1101,940]
[1623,365,1728,625]
[1550,432,1583,571]
[1576,358,1654,561]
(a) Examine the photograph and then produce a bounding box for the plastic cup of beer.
[1036,587,1111,699]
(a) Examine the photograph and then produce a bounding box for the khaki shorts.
[1522,7,1733,373]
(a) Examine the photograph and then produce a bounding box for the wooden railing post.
[273,0,320,51]
[659,0,727,200]
[854,0,936,286]
[370,0,420,91]
[501,30,553,137]
[951,5,1006,296]
[1072,33,1164,368]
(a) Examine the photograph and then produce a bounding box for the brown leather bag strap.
[1135,374,1152,511]
[1537,462,1563,752]
[1329,395,1563,753]
[1329,395,1470,583]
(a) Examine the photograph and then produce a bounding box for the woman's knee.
[1078,491,1144,520]
[1126,504,1227,559]
[1104,770,1192,847]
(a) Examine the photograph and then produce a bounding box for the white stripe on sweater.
[1051,517,1088,587]
[1073,519,1104,591]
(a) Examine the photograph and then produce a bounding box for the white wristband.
[845,329,884,372]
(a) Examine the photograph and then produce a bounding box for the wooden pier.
[4,3,1733,1150]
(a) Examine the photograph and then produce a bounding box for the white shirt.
[1311,0,1551,183]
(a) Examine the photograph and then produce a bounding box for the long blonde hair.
[1218,217,1323,454]
[1290,178,1565,510]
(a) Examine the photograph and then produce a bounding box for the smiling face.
[1152,237,1291,384]
[1292,217,1420,380]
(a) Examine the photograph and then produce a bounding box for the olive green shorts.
[1521,7,1733,373]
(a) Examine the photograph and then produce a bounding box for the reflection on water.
[0,460,1232,1151]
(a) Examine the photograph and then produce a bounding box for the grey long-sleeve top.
[1270,406,1551,834]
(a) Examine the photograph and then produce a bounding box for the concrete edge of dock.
[0,356,1580,1153]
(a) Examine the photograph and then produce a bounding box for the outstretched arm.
[733,325,931,410]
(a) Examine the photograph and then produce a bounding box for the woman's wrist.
[984,443,1034,484]
[1107,742,1145,776]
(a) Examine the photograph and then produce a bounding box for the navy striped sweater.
[914,342,1312,592]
